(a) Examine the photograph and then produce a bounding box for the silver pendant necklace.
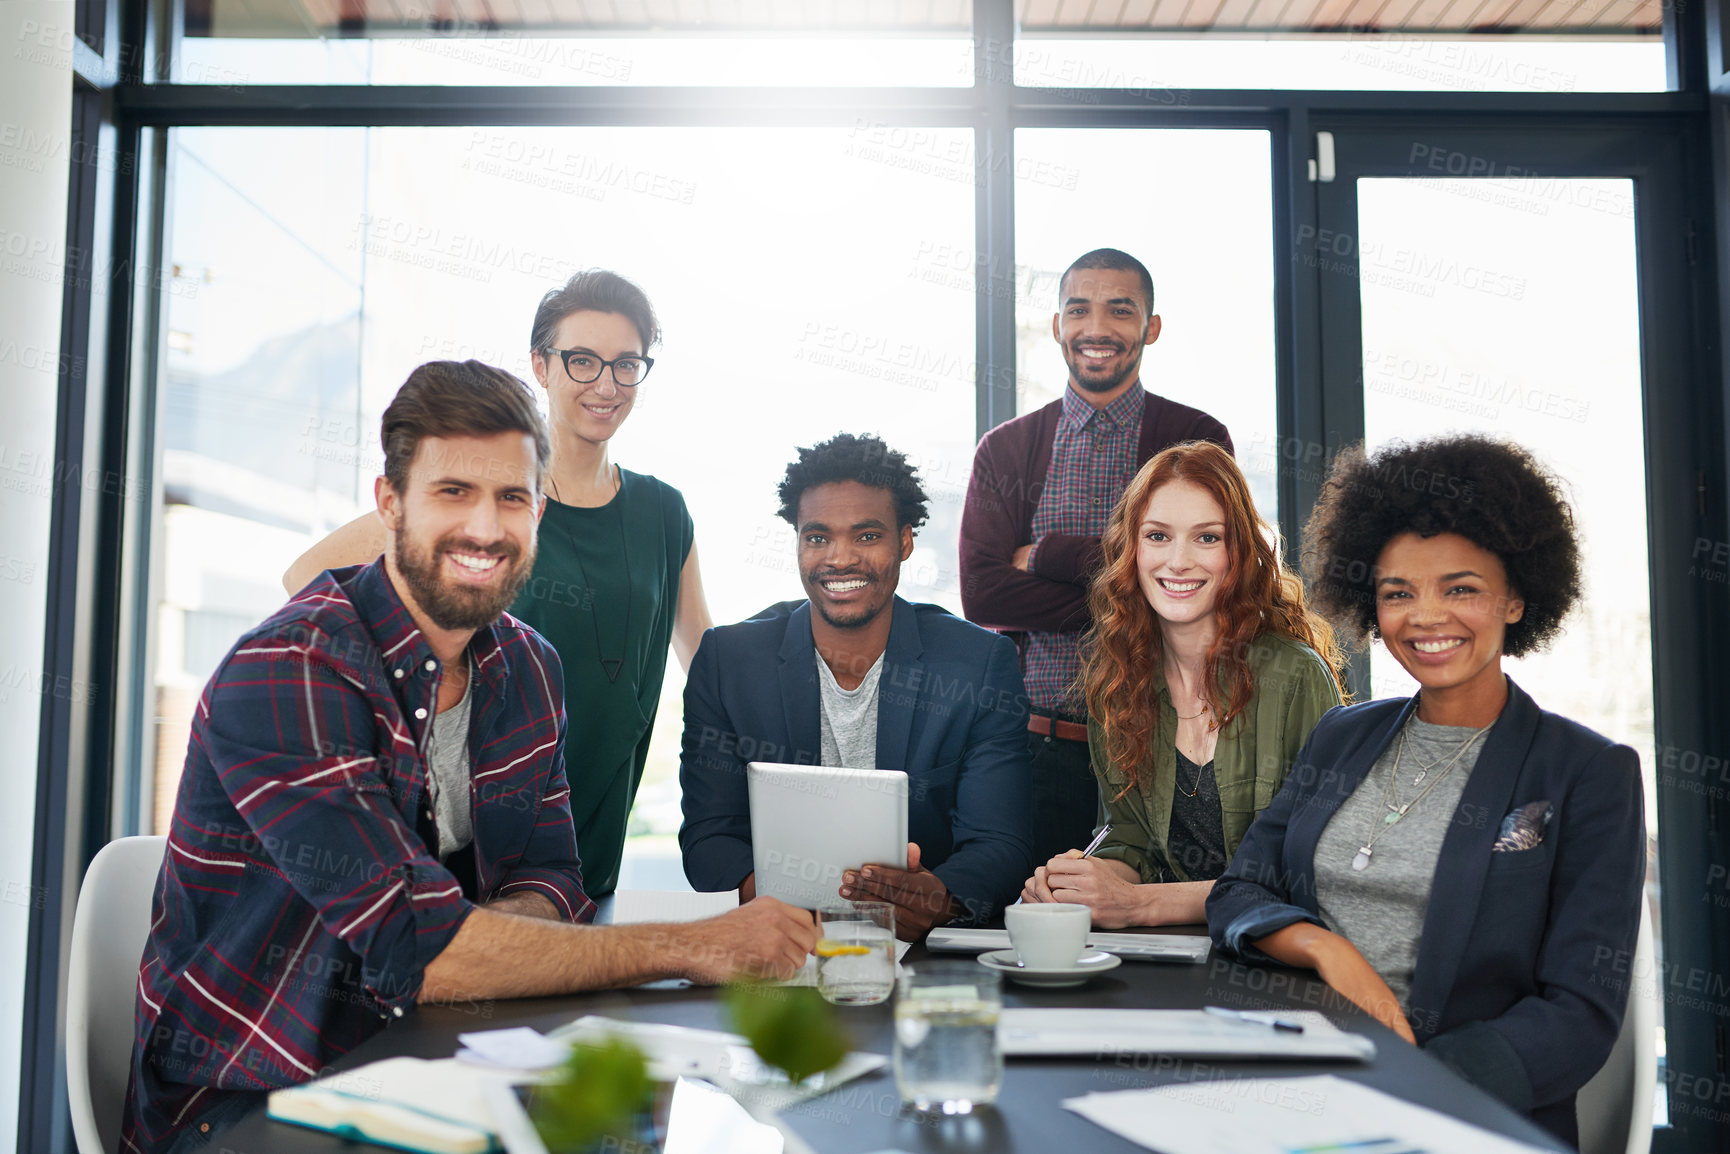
[1350,717,1492,871]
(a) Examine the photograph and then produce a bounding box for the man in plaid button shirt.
[123,361,815,1154]
[960,249,1233,870]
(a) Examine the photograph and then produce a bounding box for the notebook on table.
[268,1057,513,1154]
[925,926,1211,963]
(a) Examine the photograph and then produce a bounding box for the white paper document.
[1000,1008,1375,1061]
[455,1026,570,1071]
[489,1075,788,1154]
[548,1015,888,1113]
[1064,1075,1554,1154]
[925,927,1211,963]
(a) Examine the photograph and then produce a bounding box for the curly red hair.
[1080,441,1346,796]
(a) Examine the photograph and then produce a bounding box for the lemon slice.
[815,939,873,957]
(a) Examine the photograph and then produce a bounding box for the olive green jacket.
[1090,633,1343,884]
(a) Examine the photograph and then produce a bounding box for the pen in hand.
[1079,824,1113,859]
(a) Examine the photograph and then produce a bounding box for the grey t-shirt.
[817,652,885,769]
[426,660,475,860]
[1314,716,1489,1008]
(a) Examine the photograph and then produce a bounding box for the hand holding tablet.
[841,843,955,942]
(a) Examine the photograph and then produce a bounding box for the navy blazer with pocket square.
[678,597,1035,924]
[1206,678,1645,1147]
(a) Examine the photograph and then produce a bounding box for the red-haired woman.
[1022,441,1346,927]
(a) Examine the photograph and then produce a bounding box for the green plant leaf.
[530,1036,652,1154]
[723,984,850,1085]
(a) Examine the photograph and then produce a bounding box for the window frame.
[24,1,1730,1151]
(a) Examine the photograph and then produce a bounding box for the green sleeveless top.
[509,468,693,896]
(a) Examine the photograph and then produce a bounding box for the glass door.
[1307,126,1719,1147]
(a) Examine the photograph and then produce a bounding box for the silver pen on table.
[1079,824,1113,858]
[1203,1005,1306,1034]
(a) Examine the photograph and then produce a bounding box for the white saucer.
[976,949,1123,988]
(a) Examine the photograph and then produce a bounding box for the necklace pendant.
[1383,811,1402,826]
[600,657,624,684]
[1351,848,1372,871]
[1412,770,1427,786]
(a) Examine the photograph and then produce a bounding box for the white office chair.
[1577,899,1657,1154]
[67,835,166,1154]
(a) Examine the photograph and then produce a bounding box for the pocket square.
[1493,800,1553,852]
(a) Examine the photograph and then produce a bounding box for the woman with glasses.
[284,269,710,897]
[1206,435,1644,1147]
[1020,440,1347,926]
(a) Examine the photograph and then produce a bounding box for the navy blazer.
[678,597,1035,923]
[1206,679,1644,1146]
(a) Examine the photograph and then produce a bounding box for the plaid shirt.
[1024,385,1146,714]
[122,558,592,1154]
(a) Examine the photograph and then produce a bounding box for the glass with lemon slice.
[814,902,896,1005]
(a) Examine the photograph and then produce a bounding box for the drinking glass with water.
[894,962,1002,1114]
[815,902,896,1006]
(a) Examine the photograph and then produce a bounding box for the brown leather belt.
[1028,711,1089,743]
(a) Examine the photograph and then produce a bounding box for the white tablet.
[746,762,909,910]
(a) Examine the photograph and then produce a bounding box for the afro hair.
[776,433,930,532]
[1301,434,1581,657]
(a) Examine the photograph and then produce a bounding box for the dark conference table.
[213,920,1570,1154]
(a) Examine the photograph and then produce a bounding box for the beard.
[1062,338,1143,394]
[803,568,895,631]
[393,522,533,632]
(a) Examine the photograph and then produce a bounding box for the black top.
[507,468,693,896]
[1160,748,1229,883]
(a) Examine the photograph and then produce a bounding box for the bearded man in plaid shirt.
[123,361,815,1154]
[959,249,1234,870]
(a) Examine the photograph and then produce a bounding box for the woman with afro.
[1207,434,1645,1147]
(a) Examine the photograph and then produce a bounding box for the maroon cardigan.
[959,388,1232,636]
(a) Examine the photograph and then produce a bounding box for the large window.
[1352,173,1665,1112]
[1015,128,1277,522]
[1012,35,1667,93]
[149,125,976,868]
[63,6,1720,1150]
[160,0,975,85]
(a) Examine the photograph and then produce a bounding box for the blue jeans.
[1026,729,1101,870]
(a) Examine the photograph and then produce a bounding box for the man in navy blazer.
[680,434,1035,936]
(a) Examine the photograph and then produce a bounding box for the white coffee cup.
[1003,902,1091,969]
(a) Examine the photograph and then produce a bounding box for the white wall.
[0,3,72,1150]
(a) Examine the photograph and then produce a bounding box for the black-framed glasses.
[545,348,654,387]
